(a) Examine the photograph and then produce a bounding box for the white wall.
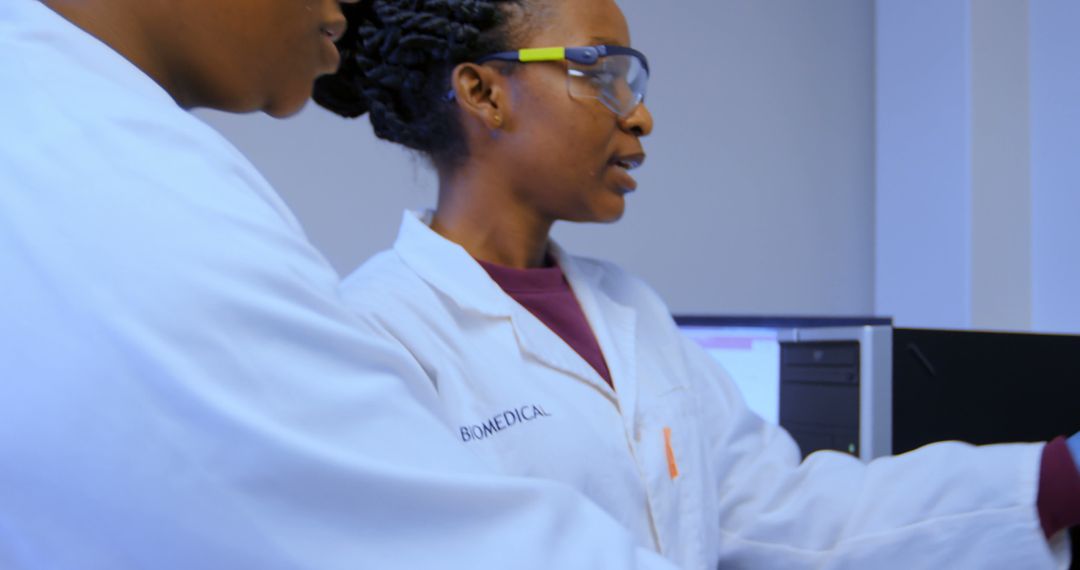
[876,0,1080,334]
[1031,0,1080,335]
[875,0,973,329]
[197,0,877,316]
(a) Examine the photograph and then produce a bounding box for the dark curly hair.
[314,0,537,166]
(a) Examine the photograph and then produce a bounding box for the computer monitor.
[677,324,782,424]
[891,327,1080,453]
[675,316,893,461]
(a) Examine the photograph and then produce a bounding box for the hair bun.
[312,75,370,119]
[313,0,525,161]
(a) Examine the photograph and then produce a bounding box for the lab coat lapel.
[555,246,639,427]
[392,211,619,397]
[508,305,619,399]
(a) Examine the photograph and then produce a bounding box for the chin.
[603,194,629,222]
[561,192,626,224]
[261,85,314,118]
[264,97,310,119]
[599,211,626,224]
[592,202,627,224]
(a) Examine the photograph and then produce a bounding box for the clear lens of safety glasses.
[567,54,649,118]
[464,46,651,117]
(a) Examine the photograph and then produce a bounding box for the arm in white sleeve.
[673,331,1068,569]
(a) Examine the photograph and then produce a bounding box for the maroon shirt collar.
[475,258,568,293]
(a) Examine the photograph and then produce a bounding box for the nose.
[619,102,653,138]
[332,0,361,29]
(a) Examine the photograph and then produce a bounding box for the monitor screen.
[677,325,782,424]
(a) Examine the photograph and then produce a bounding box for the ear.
[450,63,511,130]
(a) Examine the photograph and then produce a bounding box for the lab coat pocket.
[637,385,708,566]
[639,385,700,484]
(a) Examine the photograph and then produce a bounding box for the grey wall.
[971,0,1032,331]
[197,0,876,316]
[875,0,974,329]
[1031,0,1080,334]
[875,0,1080,334]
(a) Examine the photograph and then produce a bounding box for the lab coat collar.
[553,244,640,423]
[393,211,624,399]
[393,210,515,318]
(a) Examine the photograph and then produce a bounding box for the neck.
[431,164,554,269]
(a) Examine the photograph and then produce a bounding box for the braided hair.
[314,0,535,165]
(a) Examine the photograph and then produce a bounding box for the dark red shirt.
[477,258,613,389]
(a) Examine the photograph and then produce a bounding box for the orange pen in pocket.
[663,426,679,480]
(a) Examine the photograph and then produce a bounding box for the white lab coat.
[0,2,679,568]
[340,210,1071,569]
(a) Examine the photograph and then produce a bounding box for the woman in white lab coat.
[2,0,686,568]
[316,0,1075,567]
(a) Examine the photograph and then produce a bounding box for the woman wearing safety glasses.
[315,1,1077,568]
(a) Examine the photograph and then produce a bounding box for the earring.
[492,113,503,128]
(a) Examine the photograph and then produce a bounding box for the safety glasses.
[449,45,650,118]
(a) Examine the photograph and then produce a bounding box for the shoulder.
[0,22,311,278]
[0,19,338,325]
[0,13,281,218]
[342,250,419,300]
[338,248,465,387]
[340,249,439,322]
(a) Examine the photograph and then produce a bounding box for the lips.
[318,19,348,70]
[608,152,646,193]
[320,19,347,43]
[609,152,646,172]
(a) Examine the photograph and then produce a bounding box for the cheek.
[276,23,318,70]
[546,109,612,164]
[509,84,616,197]
[530,135,601,189]
[567,120,617,182]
